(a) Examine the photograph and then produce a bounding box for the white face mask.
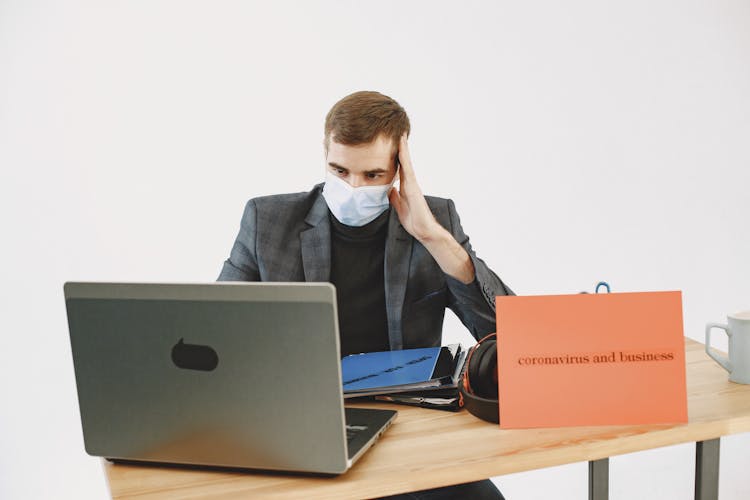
[322,171,395,226]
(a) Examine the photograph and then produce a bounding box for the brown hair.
[324,91,410,153]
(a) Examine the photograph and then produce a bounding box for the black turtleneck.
[329,209,391,357]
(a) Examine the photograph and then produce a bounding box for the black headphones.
[459,332,499,423]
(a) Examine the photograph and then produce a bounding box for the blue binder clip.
[580,281,611,294]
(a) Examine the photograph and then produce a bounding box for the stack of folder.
[341,344,467,410]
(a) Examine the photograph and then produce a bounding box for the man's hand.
[388,134,476,284]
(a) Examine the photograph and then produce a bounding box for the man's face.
[325,134,398,188]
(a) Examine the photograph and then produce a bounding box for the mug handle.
[705,323,732,373]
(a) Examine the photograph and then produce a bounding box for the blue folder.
[342,347,440,391]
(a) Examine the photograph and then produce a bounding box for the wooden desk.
[104,339,750,499]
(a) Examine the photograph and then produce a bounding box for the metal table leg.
[588,458,609,500]
[695,438,720,500]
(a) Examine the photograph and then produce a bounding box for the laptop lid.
[64,281,388,474]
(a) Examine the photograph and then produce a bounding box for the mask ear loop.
[391,157,401,191]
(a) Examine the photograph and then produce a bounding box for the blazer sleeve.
[444,198,514,339]
[217,200,261,281]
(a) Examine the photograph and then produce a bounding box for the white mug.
[705,310,750,384]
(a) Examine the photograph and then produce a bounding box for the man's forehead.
[326,136,397,171]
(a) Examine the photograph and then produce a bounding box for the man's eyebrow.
[328,163,388,174]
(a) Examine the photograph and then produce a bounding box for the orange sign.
[495,291,687,428]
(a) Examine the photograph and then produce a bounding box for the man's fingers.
[398,134,417,181]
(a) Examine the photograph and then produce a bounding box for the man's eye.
[366,173,381,179]
[335,169,346,175]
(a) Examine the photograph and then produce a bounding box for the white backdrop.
[1,1,749,498]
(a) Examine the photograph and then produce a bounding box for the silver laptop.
[64,282,397,474]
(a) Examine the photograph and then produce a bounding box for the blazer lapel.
[384,210,413,350]
[300,193,331,283]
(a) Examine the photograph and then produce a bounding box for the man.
[219,91,511,499]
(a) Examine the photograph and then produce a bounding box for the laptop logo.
[171,338,219,371]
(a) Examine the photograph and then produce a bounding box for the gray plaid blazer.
[218,184,513,350]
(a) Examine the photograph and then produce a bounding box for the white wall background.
[1,1,749,498]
